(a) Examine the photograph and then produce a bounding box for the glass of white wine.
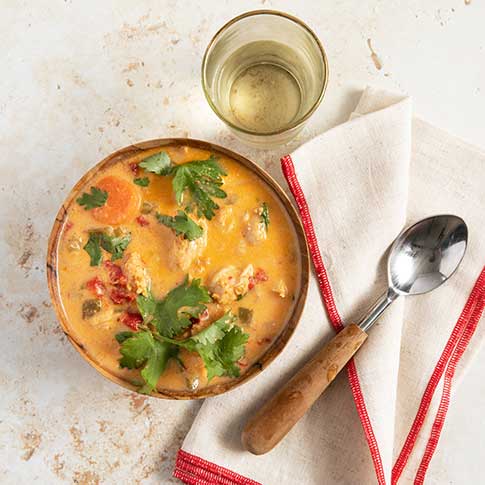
[202,10,328,148]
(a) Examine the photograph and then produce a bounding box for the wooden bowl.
[47,138,309,399]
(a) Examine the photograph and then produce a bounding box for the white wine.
[229,63,301,133]
[211,40,314,135]
[202,12,327,146]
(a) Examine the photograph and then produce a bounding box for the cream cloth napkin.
[174,88,485,485]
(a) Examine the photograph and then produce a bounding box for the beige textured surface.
[1,1,484,484]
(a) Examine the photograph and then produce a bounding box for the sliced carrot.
[91,176,141,225]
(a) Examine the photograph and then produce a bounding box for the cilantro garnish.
[136,276,211,338]
[134,177,150,187]
[83,232,103,266]
[139,151,227,220]
[139,151,173,176]
[156,210,203,241]
[118,330,178,394]
[83,231,131,266]
[100,232,131,261]
[76,187,108,210]
[180,313,249,381]
[172,155,227,220]
[115,278,250,394]
[261,202,270,230]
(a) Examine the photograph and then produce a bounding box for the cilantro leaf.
[115,331,135,343]
[83,231,131,265]
[136,277,211,338]
[118,330,177,394]
[172,155,227,220]
[134,177,150,187]
[156,210,203,241]
[139,151,173,176]
[83,232,103,266]
[76,187,108,210]
[176,313,249,381]
[100,232,131,261]
[261,202,270,230]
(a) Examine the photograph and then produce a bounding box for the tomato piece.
[119,311,143,330]
[136,215,149,227]
[86,276,106,298]
[129,162,139,176]
[254,268,269,283]
[91,176,141,225]
[64,221,74,233]
[109,287,135,304]
[104,261,127,287]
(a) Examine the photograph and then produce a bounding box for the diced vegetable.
[136,215,149,226]
[86,276,106,298]
[68,235,83,251]
[82,299,102,319]
[104,261,127,286]
[238,307,253,324]
[254,268,269,283]
[119,312,143,331]
[129,162,140,176]
[141,201,155,214]
[91,176,141,225]
[109,287,136,305]
[260,202,270,230]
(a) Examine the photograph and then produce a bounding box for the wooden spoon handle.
[241,324,368,455]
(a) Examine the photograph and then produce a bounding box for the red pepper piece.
[85,276,106,298]
[109,287,135,304]
[119,311,143,331]
[136,215,149,227]
[254,268,269,283]
[104,261,128,286]
[129,162,139,176]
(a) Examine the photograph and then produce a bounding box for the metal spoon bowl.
[242,214,468,455]
[359,215,468,331]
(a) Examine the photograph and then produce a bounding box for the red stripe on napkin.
[174,449,262,485]
[281,154,387,485]
[392,266,485,484]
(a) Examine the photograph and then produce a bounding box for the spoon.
[242,215,468,455]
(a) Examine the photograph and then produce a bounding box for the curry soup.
[54,144,301,394]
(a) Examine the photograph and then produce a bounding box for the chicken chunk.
[215,206,235,231]
[168,219,208,272]
[242,207,267,245]
[272,279,288,298]
[122,252,151,297]
[209,264,254,306]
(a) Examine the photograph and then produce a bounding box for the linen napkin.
[173,88,485,485]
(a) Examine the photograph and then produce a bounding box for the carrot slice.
[91,176,141,225]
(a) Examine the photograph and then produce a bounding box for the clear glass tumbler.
[202,10,328,148]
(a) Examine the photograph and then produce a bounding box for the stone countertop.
[1,1,484,484]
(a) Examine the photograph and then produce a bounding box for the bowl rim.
[201,9,329,137]
[46,138,310,400]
